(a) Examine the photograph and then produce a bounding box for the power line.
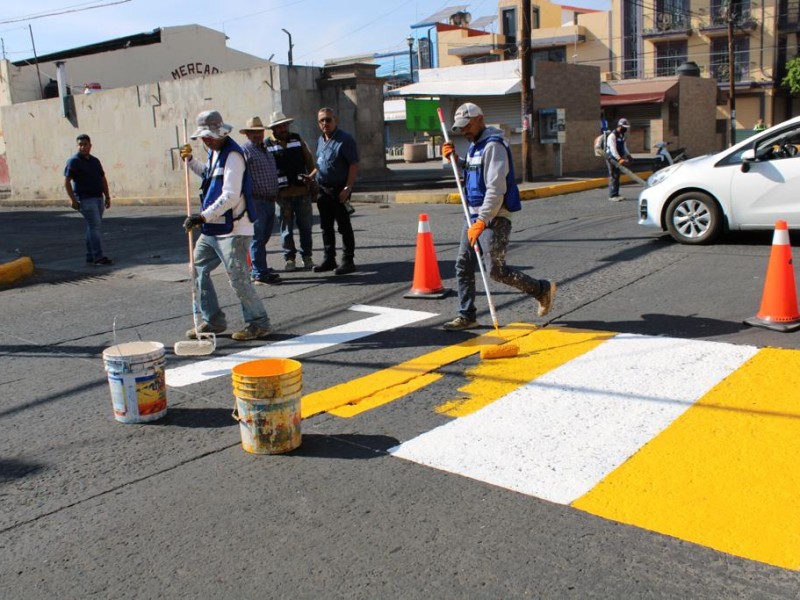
[0,0,131,25]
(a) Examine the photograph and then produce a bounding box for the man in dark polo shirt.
[64,134,112,265]
[311,107,359,275]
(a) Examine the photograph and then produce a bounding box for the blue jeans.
[249,199,276,278]
[455,217,547,320]
[278,195,313,260]
[78,196,105,261]
[194,234,271,328]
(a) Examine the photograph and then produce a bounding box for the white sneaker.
[285,259,296,272]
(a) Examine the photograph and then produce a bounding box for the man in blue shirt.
[312,107,359,275]
[64,134,112,265]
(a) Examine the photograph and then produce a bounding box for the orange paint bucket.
[231,358,302,454]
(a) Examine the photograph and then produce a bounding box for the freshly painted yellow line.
[436,327,616,417]
[572,347,800,570]
[329,372,443,417]
[301,323,537,418]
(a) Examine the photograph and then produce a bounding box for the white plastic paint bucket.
[102,341,168,423]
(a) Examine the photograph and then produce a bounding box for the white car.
[638,115,800,244]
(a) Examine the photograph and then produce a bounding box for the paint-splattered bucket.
[102,341,168,423]
[231,358,302,454]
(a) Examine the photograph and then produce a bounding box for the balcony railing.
[710,61,751,82]
[643,12,692,36]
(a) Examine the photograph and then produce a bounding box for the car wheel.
[665,191,722,244]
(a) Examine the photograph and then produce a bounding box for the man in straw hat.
[265,110,317,272]
[239,116,281,284]
[178,109,272,341]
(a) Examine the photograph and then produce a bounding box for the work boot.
[537,281,557,317]
[313,258,337,273]
[443,316,478,331]
[334,260,356,275]
[252,272,282,285]
[186,321,226,339]
[302,256,315,270]
[284,259,296,272]
[231,324,272,341]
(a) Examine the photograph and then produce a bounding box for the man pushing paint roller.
[440,103,557,335]
[178,110,273,343]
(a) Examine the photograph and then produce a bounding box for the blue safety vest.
[199,138,256,235]
[464,135,521,212]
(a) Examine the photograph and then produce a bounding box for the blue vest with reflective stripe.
[464,135,521,212]
[199,138,255,235]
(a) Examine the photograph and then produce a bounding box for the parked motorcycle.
[652,141,687,170]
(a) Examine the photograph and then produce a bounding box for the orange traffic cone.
[404,213,451,299]
[744,220,800,331]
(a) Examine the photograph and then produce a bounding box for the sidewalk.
[0,160,650,287]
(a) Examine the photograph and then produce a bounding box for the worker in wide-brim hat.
[237,115,281,285]
[264,110,318,272]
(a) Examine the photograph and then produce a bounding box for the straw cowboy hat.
[239,116,268,133]
[268,111,294,128]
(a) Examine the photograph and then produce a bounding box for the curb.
[0,256,35,286]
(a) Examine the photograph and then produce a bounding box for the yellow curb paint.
[301,323,536,419]
[436,327,616,417]
[0,256,34,286]
[572,347,800,570]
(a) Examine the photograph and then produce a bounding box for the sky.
[0,0,609,67]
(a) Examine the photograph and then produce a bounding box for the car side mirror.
[741,148,755,173]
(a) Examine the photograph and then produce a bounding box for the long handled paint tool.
[174,119,216,356]
[437,107,518,360]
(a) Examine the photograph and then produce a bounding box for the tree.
[781,56,800,96]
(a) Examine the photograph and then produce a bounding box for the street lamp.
[407,35,414,83]
[281,28,294,66]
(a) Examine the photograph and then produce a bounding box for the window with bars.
[654,0,690,30]
[710,0,752,24]
[710,37,750,82]
[655,41,688,76]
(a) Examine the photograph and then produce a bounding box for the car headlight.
[647,162,684,187]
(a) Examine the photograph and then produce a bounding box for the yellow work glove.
[442,142,456,161]
[179,144,193,161]
[467,219,486,246]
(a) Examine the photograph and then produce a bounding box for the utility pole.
[29,25,44,99]
[726,2,736,146]
[521,0,533,181]
[281,29,293,66]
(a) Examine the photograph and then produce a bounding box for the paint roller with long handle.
[174,119,216,356]
[437,107,519,361]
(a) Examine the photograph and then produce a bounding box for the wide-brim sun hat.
[239,116,268,133]
[190,110,233,139]
[268,110,294,128]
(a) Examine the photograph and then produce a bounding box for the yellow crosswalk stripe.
[573,347,800,569]
[436,327,615,417]
[302,323,536,418]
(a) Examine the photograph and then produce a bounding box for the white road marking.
[166,304,438,388]
[391,334,758,504]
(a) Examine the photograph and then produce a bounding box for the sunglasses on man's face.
[319,117,333,124]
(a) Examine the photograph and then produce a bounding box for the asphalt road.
[2,187,800,599]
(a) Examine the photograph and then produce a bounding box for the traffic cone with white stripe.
[404,213,451,299]
[744,220,800,331]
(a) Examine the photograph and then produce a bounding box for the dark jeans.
[606,159,621,197]
[316,187,354,262]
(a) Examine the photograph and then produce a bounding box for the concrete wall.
[677,75,719,156]
[1,63,386,204]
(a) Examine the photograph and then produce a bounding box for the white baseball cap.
[452,103,483,131]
